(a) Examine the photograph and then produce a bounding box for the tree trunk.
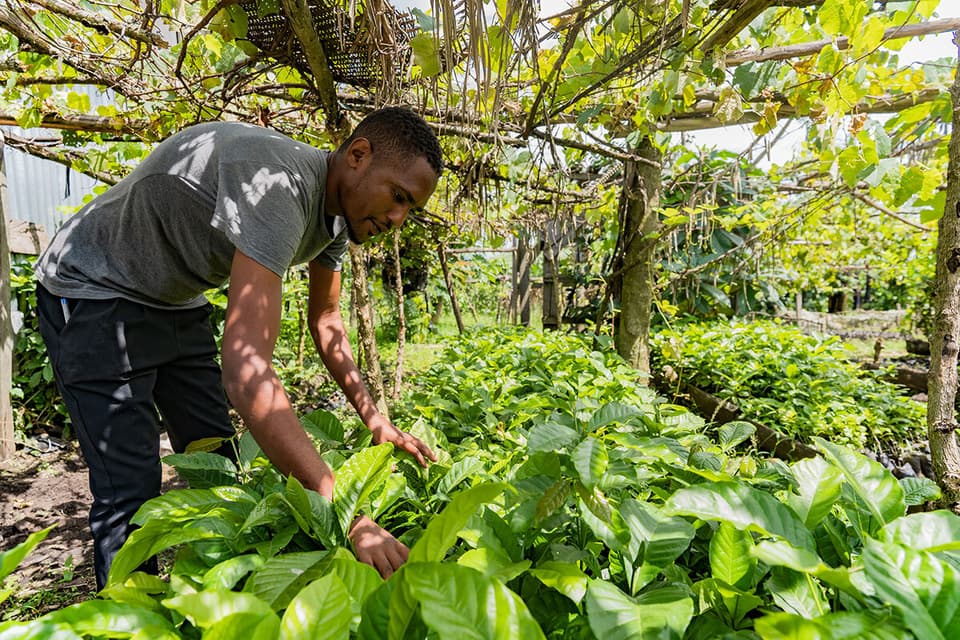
[513,229,533,326]
[542,219,564,330]
[614,138,662,377]
[928,49,960,507]
[437,243,464,334]
[348,243,389,418]
[0,133,13,459]
[391,229,405,400]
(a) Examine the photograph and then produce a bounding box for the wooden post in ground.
[1,132,14,460]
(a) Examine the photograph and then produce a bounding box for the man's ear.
[346,137,372,168]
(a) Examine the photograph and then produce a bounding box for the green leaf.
[301,409,344,444]
[285,476,341,547]
[529,561,589,604]
[0,526,53,582]
[0,621,84,640]
[713,87,744,125]
[718,421,755,451]
[458,547,528,583]
[752,540,857,597]
[785,456,843,528]
[333,444,394,534]
[409,483,508,563]
[410,32,441,77]
[710,522,756,590]
[588,403,644,431]
[107,519,222,585]
[573,437,608,487]
[325,551,383,628]
[862,538,960,640]
[585,581,694,640]
[900,477,941,506]
[162,452,237,488]
[204,613,279,640]
[882,510,960,552]
[203,554,266,591]
[279,573,352,640]
[765,566,829,619]
[403,562,547,639]
[131,488,251,526]
[815,438,905,530]
[245,551,331,610]
[527,422,579,453]
[755,610,910,639]
[39,601,175,636]
[620,499,694,568]
[666,481,814,550]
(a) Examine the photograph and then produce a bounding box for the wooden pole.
[1,132,15,460]
[391,229,406,400]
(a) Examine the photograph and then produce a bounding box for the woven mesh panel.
[240,0,417,88]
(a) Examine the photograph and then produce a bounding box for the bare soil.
[0,438,183,619]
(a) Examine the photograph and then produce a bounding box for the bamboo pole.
[1,132,15,460]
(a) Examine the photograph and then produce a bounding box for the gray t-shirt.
[36,121,349,309]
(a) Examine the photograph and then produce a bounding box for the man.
[34,107,442,589]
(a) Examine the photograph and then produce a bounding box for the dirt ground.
[0,437,182,619]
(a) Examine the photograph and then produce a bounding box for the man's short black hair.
[342,107,443,176]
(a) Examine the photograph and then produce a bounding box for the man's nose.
[386,205,409,228]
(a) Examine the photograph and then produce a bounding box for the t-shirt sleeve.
[314,224,349,271]
[211,160,310,277]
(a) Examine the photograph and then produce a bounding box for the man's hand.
[368,416,437,468]
[348,515,409,578]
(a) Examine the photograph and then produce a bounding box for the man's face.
[337,139,438,244]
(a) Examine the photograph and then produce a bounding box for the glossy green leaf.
[39,601,175,635]
[588,403,644,431]
[765,566,829,618]
[0,526,53,583]
[529,561,589,604]
[131,488,252,526]
[718,421,755,451]
[285,476,341,547]
[586,581,694,640]
[862,538,960,639]
[403,562,547,639]
[280,573,352,640]
[881,511,960,552]
[163,590,274,627]
[107,519,222,585]
[245,550,331,610]
[752,540,857,596]
[333,444,394,533]
[785,456,843,528]
[409,483,508,563]
[162,452,237,488]
[202,554,266,591]
[573,437,608,487]
[710,522,756,590]
[457,547,530,582]
[620,499,694,567]
[900,477,941,507]
[527,422,579,453]
[301,409,344,443]
[0,621,83,640]
[666,482,814,550]
[815,438,905,529]
[755,610,909,639]
[204,613,280,640]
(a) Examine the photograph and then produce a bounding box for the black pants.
[36,284,234,589]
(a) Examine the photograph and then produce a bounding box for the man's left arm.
[307,260,437,467]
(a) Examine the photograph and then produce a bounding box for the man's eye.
[394,192,405,203]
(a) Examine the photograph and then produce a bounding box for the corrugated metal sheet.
[3,87,113,233]
[4,139,101,233]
